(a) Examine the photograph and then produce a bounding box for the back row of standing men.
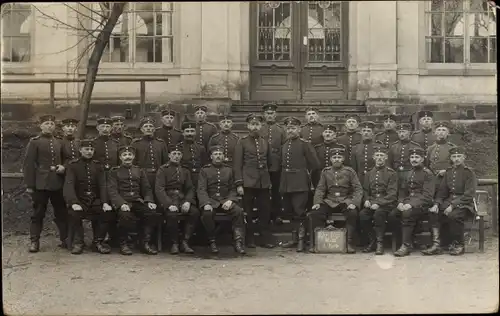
[23,104,476,257]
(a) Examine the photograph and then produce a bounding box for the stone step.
[231,105,367,113]
[232,100,365,107]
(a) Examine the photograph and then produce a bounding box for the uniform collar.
[81,157,92,162]
[362,138,373,144]
[98,134,110,140]
[436,139,447,144]
[40,133,53,138]
[162,125,173,130]
[212,162,223,168]
[452,164,464,171]
[346,130,357,135]
[400,139,411,144]
[142,135,155,140]
[221,130,231,135]
[413,164,424,170]
[121,163,133,169]
[375,164,385,170]
[422,128,433,133]
[65,135,75,140]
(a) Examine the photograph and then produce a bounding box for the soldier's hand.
[72,204,83,211]
[121,204,131,212]
[25,188,34,194]
[181,202,190,213]
[397,203,404,211]
[222,200,233,210]
[102,203,113,212]
[237,186,244,196]
[347,204,356,210]
[364,200,371,208]
[203,205,213,212]
[438,169,446,176]
[429,204,439,214]
[444,206,453,216]
[169,205,179,213]
[370,204,380,210]
[55,165,65,174]
[148,202,157,210]
[312,204,320,210]
[403,204,412,211]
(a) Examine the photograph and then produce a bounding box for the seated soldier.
[107,146,162,255]
[63,139,114,254]
[432,146,477,256]
[198,145,246,255]
[309,145,363,253]
[155,145,200,255]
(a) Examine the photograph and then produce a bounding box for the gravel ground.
[2,232,498,315]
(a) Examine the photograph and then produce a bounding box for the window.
[425,0,496,64]
[1,3,32,62]
[90,2,174,64]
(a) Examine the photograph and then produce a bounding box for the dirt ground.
[2,231,498,315]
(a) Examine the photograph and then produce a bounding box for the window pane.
[469,0,489,12]
[162,37,173,63]
[490,37,497,63]
[430,0,444,12]
[103,36,129,62]
[426,37,444,62]
[444,12,464,36]
[430,13,443,36]
[10,36,30,62]
[154,38,162,63]
[136,36,153,62]
[444,37,464,62]
[156,13,162,35]
[135,2,154,11]
[1,37,13,62]
[470,37,489,62]
[257,1,292,61]
[444,0,464,12]
[469,12,490,36]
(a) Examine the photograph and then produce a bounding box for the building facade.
[1,1,497,104]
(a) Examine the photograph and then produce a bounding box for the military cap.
[168,144,182,153]
[396,123,413,131]
[383,114,397,121]
[418,110,434,119]
[434,121,451,129]
[283,116,301,126]
[409,147,426,157]
[161,109,177,117]
[359,121,376,130]
[373,144,388,154]
[330,145,346,156]
[449,146,466,155]
[111,115,125,123]
[262,103,278,112]
[79,139,95,148]
[305,107,319,113]
[181,121,196,130]
[194,105,208,112]
[61,118,79,125]
[219,114,233,121]
[246,113,263,123]
[139,116,156,128]
[96,117,112,125]
[209,145,224,154]
[324,124,337,132]
[118,145,136,155]
[344,114,360,122]
[39,115,56,124]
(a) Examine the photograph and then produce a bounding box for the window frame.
[419,0,496,76]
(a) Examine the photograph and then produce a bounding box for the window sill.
[81,64,182,76]
[1,63,34,75]
[420,64,497,76]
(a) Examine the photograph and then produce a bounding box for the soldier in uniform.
[198,145,246,254]
[312,124,343,187]
[411,110,436,151]
[23,115,68,252]
[63,139,114,254]
[375,114,399,149]
[350,121,383,186]
[60,118,80,164]
[156,109,183,148]
[433,146,477,256]
[309,146,363,253]
[261,103,286,224]
[390,147,435,257]
[300,107,324,146]
[107,146,161,255]
[359,145,398,255]
[111,115,133,146]
[193,105,218,149]
[155,145,199,255]
[93,117,120,171]
[234,114,275,249]
[178,120,209,189]
[208,114,240,167]
[337,114,362,168]
[279,117,321,251]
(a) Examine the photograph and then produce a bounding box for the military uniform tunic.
[233,135,272,189]
[178,140,209,188]
[208,131,240,166]
[111,132,133,147]
[426,140,456,172]
[411,129,436,151]
[337,131,362,167]
[261,122,286,172]
[312,142,343,186]
[435,165,476,213]
[350,139,384,186]
[93,135,120,171]
[313,166,363,209]
[107,165,155,209]
[131,136,168,188]
[388,140,422,172]
[63,158,108,207]
[280,137,320,193]
[300,122,324,146]
[195,121,218,149]
[363,165,398,208]
[61,136,80,165]
[375,130,399,149]
[197,163,239,209]
[399,166,435,210]
[155,162,196,208]
[155,126,183,148]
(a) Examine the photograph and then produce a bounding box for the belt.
[224,158,232,162]
[283,168,300,172]
[374,193,384,197]
[334,192,342,197]
[167,189,181,194]
[145,168,157,173]
[191,168,199,173]
[124,192,136,196]
[83,191,94,196]
[104,164,111,170]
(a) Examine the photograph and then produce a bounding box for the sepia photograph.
[1,1,498,314]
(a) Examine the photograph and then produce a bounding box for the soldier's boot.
[421,227,442,255]
[120,242,133,255]
[89,220,99,250]
[307,215,316,253]
[449,242,465,256]
[71,225,84,255]
[346,225,357,254]
[54,220,69,249]
[209,239,219,254]
[29,241,40,253]
[141,226,158,255]
[394,227,413,257]
[71,244,84,255]
[375,228,385,255]
[170,243,180,255]
[245,220,257,248]
[180,224,195,254]
[296,222,306,253]
[362,230,377,253]
[29,221,43,253]
[169,226,180,255]
[95,241,111,254]
[234,228,246,255]
[119,228,133,255]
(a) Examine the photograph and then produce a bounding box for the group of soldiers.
[23,103,477,257]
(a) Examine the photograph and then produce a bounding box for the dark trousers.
[165,205,200,243]
[441,208,468,244]
[117,202,163,244]
[200,204,244,241]
[388,207,424,246]
[308,204,358,238]
[397,170,411,196]
[359,206,391,239]
[30,189,68,243]
[282,192,309,221]
[243,188,272,240]
[269,171,282,220]
[68,206,116,247]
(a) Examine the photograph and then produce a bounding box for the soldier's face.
[120,151,135,164]
[373,152,388,166]
[419,117,433,129]
[219,119,233,131]
[183,128,196,139]
[305,111,319,123]
[112,122,124,133]
[345,119,358,131]
[286,125,300,138]
[434,127,449,140]
[322,129,336,142]
[194,109,207,121]
[62,124,76,136]
[330,154,345,168]
[361,127,374,140]
[141,123,155,135]
[40,120,56,134]
[161,114,175,126]
[264,110,276,122]
[79,146,95,159]
[409,153,424,167]
[247,120,262,133]
[450,153,466,166]
[169,150,183,163]
[383,119,396,130]
[397,129,410,140]
[211,150,224,163]
[97,124,112,135]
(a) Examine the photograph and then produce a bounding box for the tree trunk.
[77,3,126,139]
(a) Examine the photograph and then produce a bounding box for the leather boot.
[394,227,412,257]
[169,224,180,254]
[375,227,385,255]
[307,215,316,253]
[142,226,158,255]
[55,220,68,249]
[120,242,133,255]
[209,239,219,254]
[421,227,442,255]
[71,243,84,255]
[246,219,257,248]
[296,222,306,252]
[362,229,376,253]
[95,242,111,254]
[29,241,40,253]
[281,229,298,248]
[181,224,195,254]
[449,241,465,256]
[170,243,179,254]
[119,228,133,255]
[234,228,246,254]
[71,225,85,254]
[346,225,356,254]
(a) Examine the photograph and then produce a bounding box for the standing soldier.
[261,103,286,224]
[178,120,209,189]
[312,124,343,187]
[156,109,183,148]
[411,110,436,151]
[60,118,80,164]
[337,114,362,167]
[155,145,199,255]
[300,107,325,146]
[234,114,275,249]
[390,147,435,257]
[63,139,114,254]
[110,115,133,146]
[432,146,477,256]
[198,146,246,254]
[208,114,239,167]
[375,114,399,149]
[193,105,218,149]
[92,117,120,171]
[350,121,383,186]
[309,146,363,253]
[358,145,398,255]
[279,117,321,251]
[107,146,161,255]
[23,115,68,252]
